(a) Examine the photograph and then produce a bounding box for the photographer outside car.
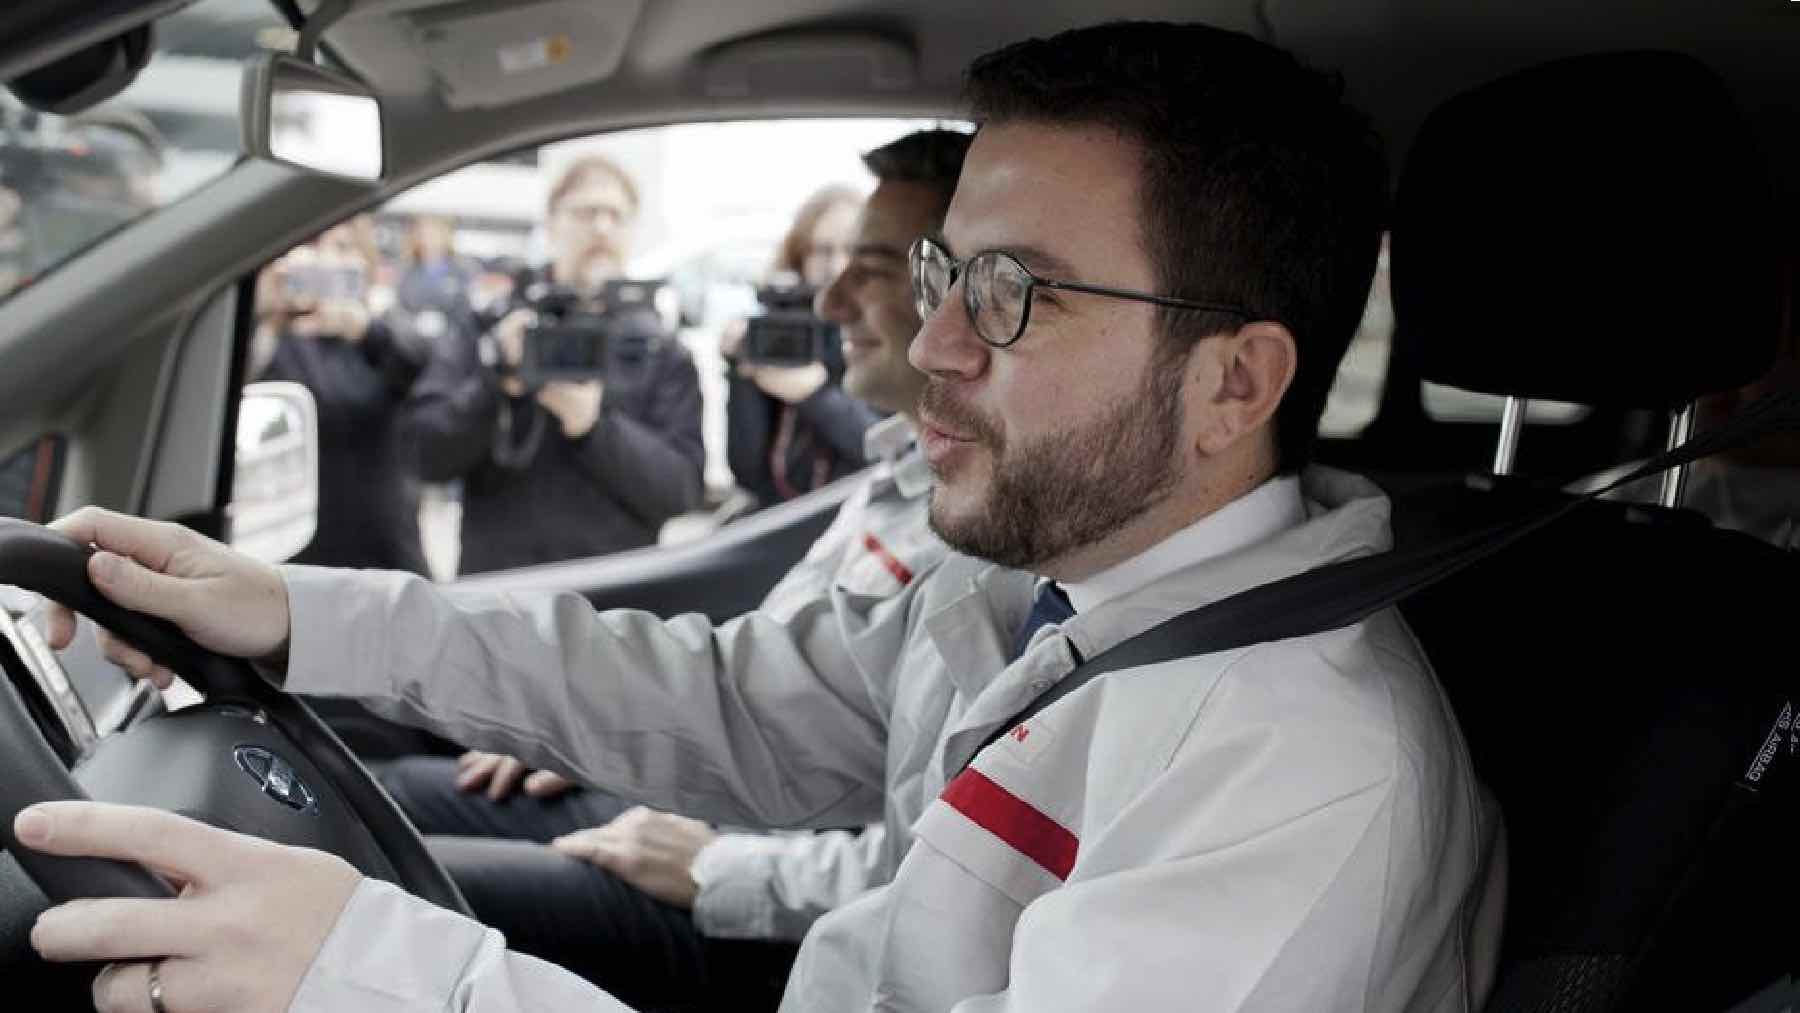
[251,215,434,577]
[723,184,882,510]
[407,154,705,575]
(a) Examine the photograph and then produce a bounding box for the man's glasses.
[556,202,627,230]
[908,236,1254,349]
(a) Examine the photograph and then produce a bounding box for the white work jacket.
[281,467,1504,1011]
[695,416,942,941]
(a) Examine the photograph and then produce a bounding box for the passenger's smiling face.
[816,180,941,416]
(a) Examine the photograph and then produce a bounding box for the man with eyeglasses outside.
[408,154,706,575]
[24,20,1501,1013]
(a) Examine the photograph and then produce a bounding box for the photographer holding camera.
[408,155,705,574]
[252,215,434,577]
[724,184,882,509]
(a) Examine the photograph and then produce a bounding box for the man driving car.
[22,21,1501,1013]
[371,128,971,1010]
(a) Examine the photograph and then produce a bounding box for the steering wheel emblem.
[233,745,318,813]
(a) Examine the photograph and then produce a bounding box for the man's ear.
[1190,321,1297,457]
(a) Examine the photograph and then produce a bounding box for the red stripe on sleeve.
[861,533,915,586]
[940,768,1078,880]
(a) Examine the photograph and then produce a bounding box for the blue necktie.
[1009,582,1076,663]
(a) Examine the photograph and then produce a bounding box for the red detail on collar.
[861,533,914,586]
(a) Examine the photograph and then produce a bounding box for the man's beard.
[565,236,627,291]
[921,351,1185,570]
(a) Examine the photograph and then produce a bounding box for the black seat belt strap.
[967,390,1800,768]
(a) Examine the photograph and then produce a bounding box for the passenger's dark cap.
[1392,51,1781,409]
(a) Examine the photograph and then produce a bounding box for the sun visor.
[408,0,644,110]
[700,30,917,100]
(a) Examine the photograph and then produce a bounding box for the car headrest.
[1392,51,1781,410]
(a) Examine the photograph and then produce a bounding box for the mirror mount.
[294,0,353,63]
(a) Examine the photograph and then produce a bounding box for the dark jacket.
[408,288,705,575]
[397,257,477,318]
[258,319,431,575]
[725,334,879,508]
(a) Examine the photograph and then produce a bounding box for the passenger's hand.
[745,362,829,405]
[550,806,717,909]
[18,801,360,1013]
[537,380,604,439]
[455,750,528,801]
[453,750,573,801]
[523,770,577,798]
[43,508,291,687]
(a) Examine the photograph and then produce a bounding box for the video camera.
[742,283,837,368]
[512,278,662,389]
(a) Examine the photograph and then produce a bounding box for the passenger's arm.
[280,564,895,830]
[691,824,891,942]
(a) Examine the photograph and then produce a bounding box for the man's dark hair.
[965,21,1387,470]
[862,128,974,211]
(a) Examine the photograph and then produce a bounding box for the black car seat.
[1389,52,1796,1012]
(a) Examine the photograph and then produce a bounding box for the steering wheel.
[0,519,469,916]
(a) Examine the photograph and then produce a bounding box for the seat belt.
[970,389,1800,766]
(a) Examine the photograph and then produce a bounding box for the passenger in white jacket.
[26,20,1502,1013]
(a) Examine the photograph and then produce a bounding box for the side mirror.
[227,382,319,565]
[239,53,383,182]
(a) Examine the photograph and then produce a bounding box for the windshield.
[0,0,293,302]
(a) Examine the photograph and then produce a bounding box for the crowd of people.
[249,149,919,582]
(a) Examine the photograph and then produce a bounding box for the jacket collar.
[1059,467,1392,663]
[923,467,1392,703]
[1061,475,1306,615]
[864,416,934,502]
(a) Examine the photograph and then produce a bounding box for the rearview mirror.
[228,382,319,564]
[240,53,383,182]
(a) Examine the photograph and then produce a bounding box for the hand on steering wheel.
[19,800,361,1013]
[41,508,292,688]
[0,510,473,1007]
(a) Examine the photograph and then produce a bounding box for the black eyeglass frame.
[909,236,1256,349]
